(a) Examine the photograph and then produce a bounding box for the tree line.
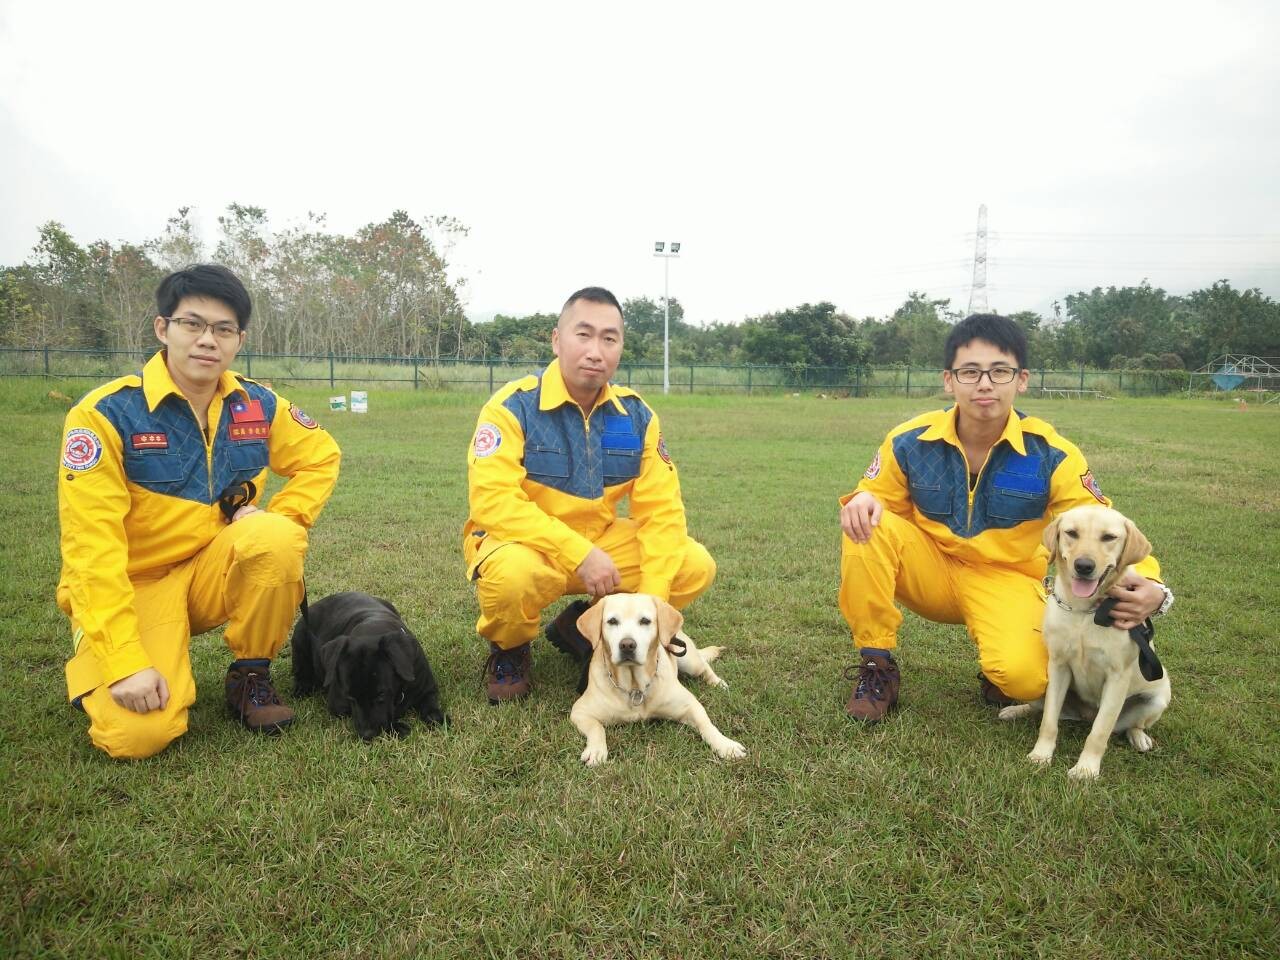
[3,206,1277,371]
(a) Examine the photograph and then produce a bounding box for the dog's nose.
[1074,557,1096,577]
[619,637,637,657]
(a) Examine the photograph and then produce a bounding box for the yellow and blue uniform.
[57,351,340,758]
[463,359,714,648]
[838,405,1160,700]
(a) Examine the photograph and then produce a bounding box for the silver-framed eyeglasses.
[950,365,1019,385]
[164,315,241,341]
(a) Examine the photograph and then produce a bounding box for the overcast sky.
[2,0,1277,325]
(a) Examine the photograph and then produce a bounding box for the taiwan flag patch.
[230,399,265,423]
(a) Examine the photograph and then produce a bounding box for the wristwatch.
[1152,582,1175,617]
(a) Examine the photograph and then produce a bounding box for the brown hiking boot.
[844,654,900,723]
[484,642,532,704]
[225,660,294,734]
[979,672,1017,707]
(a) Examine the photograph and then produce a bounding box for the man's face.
[552,298,623,405]
[153,295,244,396]
[943,338,1028,428]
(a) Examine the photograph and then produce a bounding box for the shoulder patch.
[474,422,502,458]
[657,432,672,465]
[290,404,318,430]
[864,451,881,480]
[63,428,103,472]
[1080,470,1106,503]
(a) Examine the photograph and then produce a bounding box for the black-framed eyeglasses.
[163,315,241,341]
[950,365,1020,385]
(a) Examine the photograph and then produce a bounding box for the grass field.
[2,380,1277,959]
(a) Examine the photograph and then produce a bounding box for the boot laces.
[483,648,527,685]
[844,660,890,701]
[243,670,281,707]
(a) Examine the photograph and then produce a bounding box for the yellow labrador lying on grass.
[1000,505,1172,780]
[570,593,747,767]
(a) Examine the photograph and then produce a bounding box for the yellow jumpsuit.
[462,360,714,649]
[57,351,341,758]
[838,406,1160,701]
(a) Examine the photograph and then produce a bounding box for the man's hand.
[109,668,170,714]
[576,547,622,599]
[840,491,883,544]
[231,504,260,522]
[1106,572,1165,630]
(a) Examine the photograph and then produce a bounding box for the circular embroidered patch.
[290,404,318,429]
[474,423,502,458]
[63,428,103,472]
[864,451,881,480]
[657,433,672,465]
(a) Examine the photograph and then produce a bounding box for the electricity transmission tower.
[967,204,989,314]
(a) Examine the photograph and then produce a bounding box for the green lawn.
[2,381,1277,959]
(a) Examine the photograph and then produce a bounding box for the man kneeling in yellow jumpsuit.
[57,264,341,759]
[837,313,1173,722]
[463,286,715,702]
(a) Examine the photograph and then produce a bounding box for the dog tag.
[629,689,645,707]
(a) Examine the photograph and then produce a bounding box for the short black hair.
[155,264,253,329]
[944,313,1028,369]
[560,286,623,321]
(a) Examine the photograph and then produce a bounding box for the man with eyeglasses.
[56,264,341,759]
[837,313,1170,722]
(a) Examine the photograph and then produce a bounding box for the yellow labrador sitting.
[1000,505,1172,780]
[570,593,747,767]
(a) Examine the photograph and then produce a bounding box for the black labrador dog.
[291,592,446,740]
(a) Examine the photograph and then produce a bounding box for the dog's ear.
[654,597,685,649]
[384,633,416,683]
[321,635,350,691]
[1042,515,1062,564]
[576,600,605,648]
[1120,517,1152,569]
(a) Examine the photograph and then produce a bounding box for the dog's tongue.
[1070,577,1100,598]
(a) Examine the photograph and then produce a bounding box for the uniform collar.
[917,405,1028,456]
[539,358,627,415]
[141,349,248,413]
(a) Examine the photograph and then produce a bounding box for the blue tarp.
[1212,365,1246,390]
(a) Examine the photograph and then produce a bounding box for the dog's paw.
[1067,760,1101,781]
[581,744,609,767]
[1127,729,1155,752]
[714,738,747,761]
[1026,745,1054,767]
[999,704,1033,721]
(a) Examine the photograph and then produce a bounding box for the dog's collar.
[608,659,658,706]
[1044,565,1115,614]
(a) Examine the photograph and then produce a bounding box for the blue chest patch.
[505,386,652,499]
[97,382,276,504]
[893,430,1065,538]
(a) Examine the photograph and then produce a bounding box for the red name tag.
[131,433,169,449]
[229,423,271,441]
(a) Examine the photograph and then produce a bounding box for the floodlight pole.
[653,241,681,394]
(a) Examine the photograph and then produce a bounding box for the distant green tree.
[741,302,867,369]
[1183,280,1280,363]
